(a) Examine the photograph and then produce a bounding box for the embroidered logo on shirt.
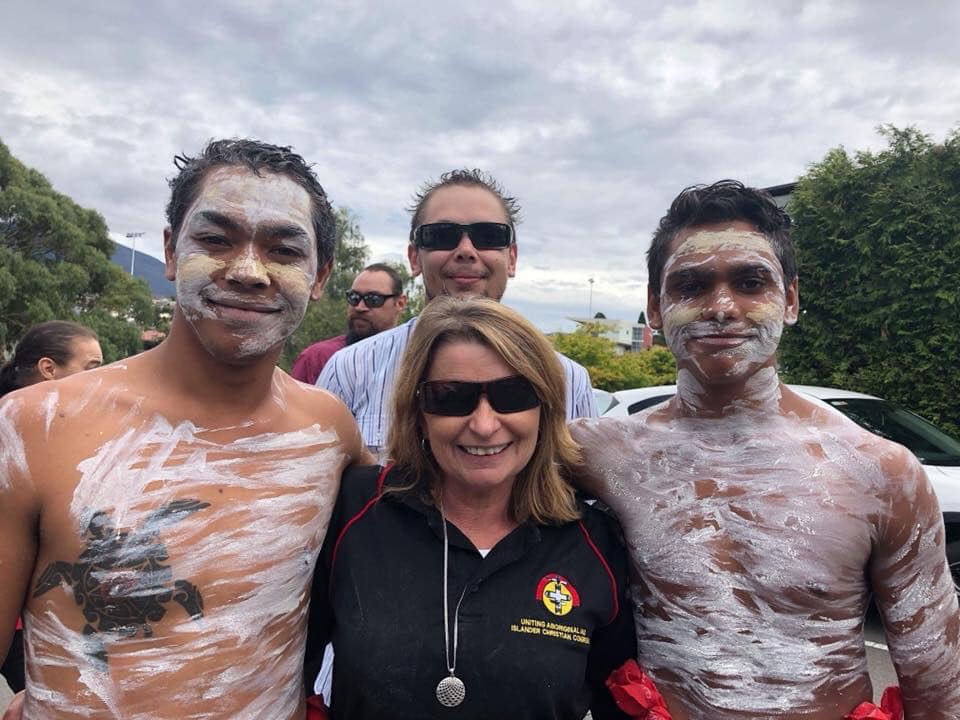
[536,574,580,616]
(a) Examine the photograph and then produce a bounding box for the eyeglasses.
[413,222,513,251]
[345,290,400,308]
[418,375,541,416]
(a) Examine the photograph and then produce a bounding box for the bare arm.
[0,396,40,665]
[870,447,960,717]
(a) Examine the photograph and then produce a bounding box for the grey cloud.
[2,1,958,330]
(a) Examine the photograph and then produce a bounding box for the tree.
[395,265,425,323]
[0,139,154,360]
[779,126,960,437]
[551,324,676,392]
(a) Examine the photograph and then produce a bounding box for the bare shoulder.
[782,386,924,488]
[1,360,150,491]
[274,369,353,421]
[272,369,367,459]
[572,415,634,458]
[570,410,663,498]
[0,362,127,449]
[572,405,666,452]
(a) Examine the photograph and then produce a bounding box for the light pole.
[125,232,144,276]
[588,277,594,317]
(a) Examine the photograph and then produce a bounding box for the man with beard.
[572,180,960,719]
[318,169,596,455]
[0,139,368,719]
[292,264,407,385]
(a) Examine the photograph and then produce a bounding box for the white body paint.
[573,222,960,716]
[8,378,345,719]
[576,403,960,716]
[1,162,346,719]
[0,397,29,490]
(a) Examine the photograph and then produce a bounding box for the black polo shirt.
[306,465,635,720]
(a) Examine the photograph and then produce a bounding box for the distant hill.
[110,245,175,298]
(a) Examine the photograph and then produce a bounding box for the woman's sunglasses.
[412,222,513,251]
[418,375,541,416]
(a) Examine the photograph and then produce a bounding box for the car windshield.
[825,399,960,466]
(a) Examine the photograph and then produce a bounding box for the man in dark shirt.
[292,263,407,384]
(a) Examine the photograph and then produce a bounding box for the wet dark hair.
[408,169,521,244]
[165,138,337,265]
[0,321,98,396]
[647,179,796,295]
[361,263,404,296]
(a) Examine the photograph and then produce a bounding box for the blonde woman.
[306,296,634,719]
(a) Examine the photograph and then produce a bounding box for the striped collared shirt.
[317,316,598,455]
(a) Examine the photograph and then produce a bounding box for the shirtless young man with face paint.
[573,181,960,719]
[0,139,368,719]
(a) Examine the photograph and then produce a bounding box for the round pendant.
[436,674,466,707]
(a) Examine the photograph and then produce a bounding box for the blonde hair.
[386,296,581,525]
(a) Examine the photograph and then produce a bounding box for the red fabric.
[15,616,22,630]
[291,335,347,385]
[606,662,902,720]
[305,694,330,720]
[605,659,673,720]
[845,687,903,720]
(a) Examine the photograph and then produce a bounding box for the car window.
[593,389,616,415]
[826,399,960,466]
[628,394,674,415]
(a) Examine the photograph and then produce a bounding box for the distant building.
[567,315,654,353]
[764,182,796,210]
[142,329,166,349]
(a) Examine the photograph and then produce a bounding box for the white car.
[596,384,960,592]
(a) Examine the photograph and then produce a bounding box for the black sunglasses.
[413,222,513,251]
[345,290,400,308]
[418,375,541,416]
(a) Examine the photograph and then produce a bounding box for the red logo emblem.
[536,574,580,616]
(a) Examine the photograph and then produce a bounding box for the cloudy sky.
[2,1,958,331]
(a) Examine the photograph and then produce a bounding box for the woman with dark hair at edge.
[0,321,103,397]
[304,296,636,719]
[1,320,103,698]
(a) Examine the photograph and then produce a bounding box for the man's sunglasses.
[418,375,541,416]
[413,222,513,251]
[345,290,400,308]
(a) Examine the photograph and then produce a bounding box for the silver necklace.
[436,501,468,708]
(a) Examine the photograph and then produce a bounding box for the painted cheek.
[745,298,786,324]
[662,303,701,340]
[176,254,227,319]
[177,253,225,282]
[264,262,314,311]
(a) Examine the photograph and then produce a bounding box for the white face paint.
[169,166,322,361]
[653,224,796,411]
